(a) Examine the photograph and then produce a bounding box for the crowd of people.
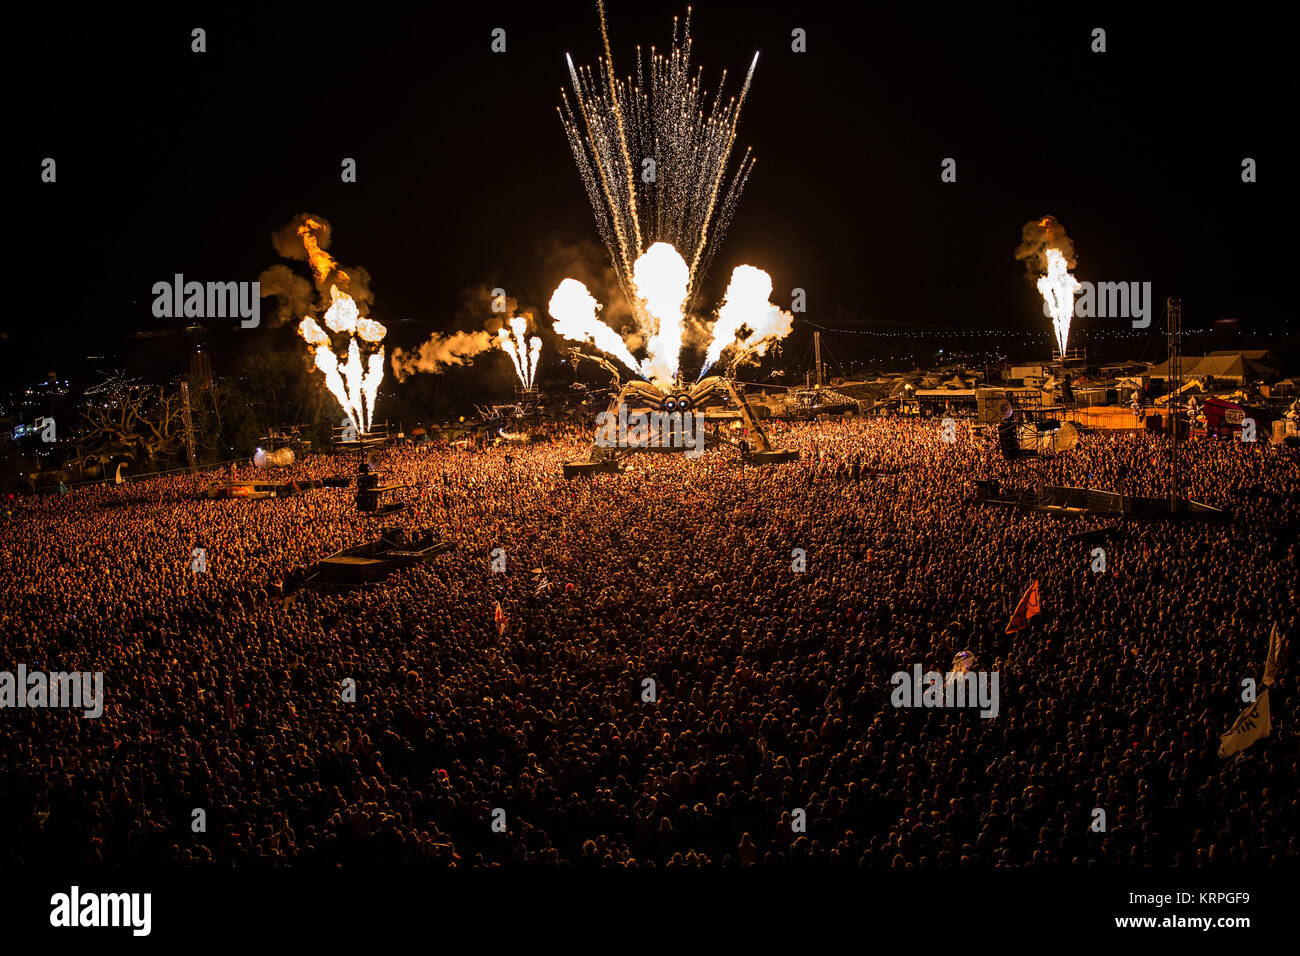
[1,417,1295,867]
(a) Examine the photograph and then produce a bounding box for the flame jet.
[269,215,386,433]
[527,335,542,386]
[497,315,542,389]
[633,242,690,384]
[1038,249,1082,356]
[698,265,793,377]
[551,254,794,386]
[548,278,641,372]
[1015,215,1080,355]
[298,285,386,433]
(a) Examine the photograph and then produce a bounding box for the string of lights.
[791,317,1216,339]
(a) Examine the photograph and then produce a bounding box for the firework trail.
[559,1,757,315]
[551,4,793,386]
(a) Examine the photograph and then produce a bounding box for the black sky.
[11,1,1291,393]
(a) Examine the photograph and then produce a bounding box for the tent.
[1148,352,1279,383]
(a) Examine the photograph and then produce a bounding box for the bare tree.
[71,386,187,469]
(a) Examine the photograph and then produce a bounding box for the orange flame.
[299,284,386,433]
[297,217,349,288]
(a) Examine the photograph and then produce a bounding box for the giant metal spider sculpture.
[587,375,780,461]
[612,376,732,414]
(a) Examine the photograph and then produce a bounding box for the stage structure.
[301,526,455,589]
[334,427,409,517]
[199,477,335,500]
[567,347,623,389]
[259,424,312,456]
[332,421,399,454]
[978,391,1078,503]
[1167,296,1183,509]
[476,385,549,445]
[786,385,862,419]
[355,459,409,517]
[782,331,861,417]
[180,381,197,475]
[974,366,1225,520]
[973,480,1227,523]
[564,375,798,477]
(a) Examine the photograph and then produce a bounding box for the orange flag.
[1005,580,1041,634]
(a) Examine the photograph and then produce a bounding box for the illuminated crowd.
[1,419,1295,866]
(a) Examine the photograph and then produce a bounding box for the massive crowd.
[1,418,1295,867]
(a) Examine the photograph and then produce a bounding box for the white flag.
[1219,688,1271,758]
[1263,623,1286,687]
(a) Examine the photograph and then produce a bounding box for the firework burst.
[559,1,757,314]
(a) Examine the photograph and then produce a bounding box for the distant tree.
[226,350,330,449]
[69,386,187,472]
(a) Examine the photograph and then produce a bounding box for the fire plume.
[1037,248,1081,356]
[632,242,690,384]
[699,265,793,376]
[1015,215,1081,356]
[548,278,641,372]
[297,217,345,287]
[265,213,386,432]
[550,247,793,384]
[497,315,542,389]
[298,284,386,433]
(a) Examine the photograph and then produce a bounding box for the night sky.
[12,2,1290,398]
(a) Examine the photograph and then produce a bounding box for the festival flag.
[494,601,507,637]
[1219,687,1271,758]
[1004,580,1041,634]
[1263,622,1286,687]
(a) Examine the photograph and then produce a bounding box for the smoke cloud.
[257,264,315,327]
[537,237,635,336]
[387,284,534,384]
[271,212,331,262]
[1014,215,1077,276]
[390,331,494,382]
[268,212,373,311]
[458,285,520,325]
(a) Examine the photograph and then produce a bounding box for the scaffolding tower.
[1166,296,1182,510]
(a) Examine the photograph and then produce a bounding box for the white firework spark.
[559,1,757,315]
